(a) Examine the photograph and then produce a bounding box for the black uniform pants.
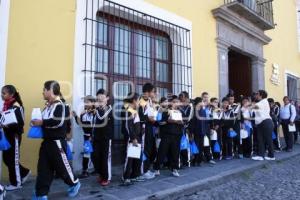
[143,125,157,173]
[281,120,294,150]
[193,133,212,164]
[3,133,29,186]
[35,139,78,196]
[154,134,181,171]
[92,138,111,181]
[257,119,274,158]
[123,139,142,180]
[82,135,92,172]
[221,127,233,158]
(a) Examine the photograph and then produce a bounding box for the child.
[154,95,183,177]
[93,89,113,186]
[221,97,235,160]
[191,97,215,165]
[32,80,80,199]
[209,97,222,160]
[73,95,96,178]
[178,91,193,168]
[123,93,143,185]
[138,83,156,179]
[1,85,31,191]
[240,97,253,158]
[228,94,242,158]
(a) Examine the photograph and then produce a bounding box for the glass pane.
[113,81,132,140]
[135,85,143,95]
[136,31,151,78]
[95,48,108,73]
[156,36,169,60]
[94,79,107,92]
[156,62,168,82]
[96,18,108,45]
[114,24,130,75]
[157,87,168,99]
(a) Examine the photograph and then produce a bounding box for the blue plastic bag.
[156,112,162,121]
[190,141,199,155]
[66,144,73,161]
[0,131,11,151]
[83,140,93,154]
[213,141,221,153]
[142,152,147,161]
[180,134,189,150]
[228,130,237,138]
[27,126,43,139]
[245,124,252,137]
[272,131,276,140]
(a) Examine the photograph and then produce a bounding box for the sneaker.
[142,171,155,179]
[0,188,6,200]
[135,176,146,182]
[79,171,89,179]
[154,170,160,176]
[68,181,81,198]
[122,179,132,186]
[22,170,31,185]
[5,185,22,191]
[37,196,48,200]
[238,154,244,159]
[251,156,264,161]
[209,160,216,165]
[100,180,110,186]
[172,170,180,177]
[225,156,233,160]
[264,156,276,161]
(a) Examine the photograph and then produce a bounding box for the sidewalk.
[6,145,300,200]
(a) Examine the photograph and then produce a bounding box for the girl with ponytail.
[1,85,30,191]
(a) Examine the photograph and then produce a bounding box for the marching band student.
[240,97,253,158]
[209,97,222,160]
[138,83,156,179]
[178,91,193,168]
[154,95,183,177]
[221,97,235,160]
[123,93,143,185]
[191,97,215,165]
[32,80,80,199]
[93,89,113,186]
[227,94,242,158]
[73,95,96,178]
[1,85,31,191]
[268,98,281,151]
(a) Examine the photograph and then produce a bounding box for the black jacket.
[75,110,94,137]
[42,100,70,140]
[221,109,235,130]
[93,105,113,141]
[2,102,24,136]
[124,108,142,142]
[159,110,183,136]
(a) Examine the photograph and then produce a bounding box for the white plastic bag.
[31,108,42,120]
[204,135,210,147]
[127,143,142,159]
[210,130,218,141]
[1,109,18,126]
[240,129,248,139]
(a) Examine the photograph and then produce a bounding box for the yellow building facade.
[0,0,299,176]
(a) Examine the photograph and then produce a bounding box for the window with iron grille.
[83,0,192,140]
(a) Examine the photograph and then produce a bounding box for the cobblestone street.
[176,155,300,200]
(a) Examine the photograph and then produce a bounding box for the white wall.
[0,0,10,179]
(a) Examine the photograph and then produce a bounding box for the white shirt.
[254,98,271,125]
[280,103,296,122]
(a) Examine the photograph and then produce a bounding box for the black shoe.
[90,171,98,176]
[79,171,89,178]
[287,149,293,152]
